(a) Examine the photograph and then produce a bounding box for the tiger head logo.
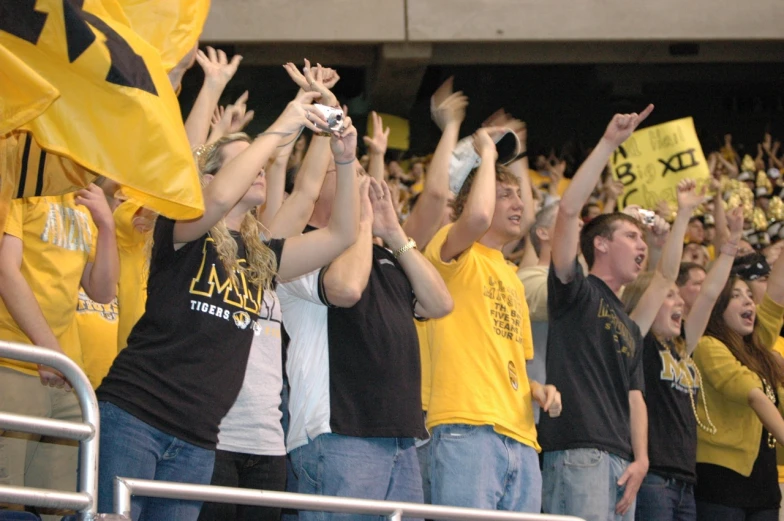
[232,311,251,330]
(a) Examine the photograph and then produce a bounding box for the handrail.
[115,478,585,521]
[0,341,99,520]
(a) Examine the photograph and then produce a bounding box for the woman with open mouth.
[691,225,784,521]
[621,183,743,521]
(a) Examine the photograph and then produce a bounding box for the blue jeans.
[429,424,541,513]
[97,401,215,521]
[290,433,423,521]
[635,473,696,521]
[542,448,635,521]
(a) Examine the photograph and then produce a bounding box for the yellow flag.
[119,0,210,71]
[0,0,204,221]
[0,44,59,136]
[609,117,710,209]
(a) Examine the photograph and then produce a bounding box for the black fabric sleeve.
[317,266,336,308]
[265,238,286,271]
[547,259,587,319]
[151,217,177,267]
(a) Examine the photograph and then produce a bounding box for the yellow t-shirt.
[113,199,148,350]
[424,223,539,450]
[417,318,431,411]
[0,193,96,375]
[76,288,118,388]
[773,336,784,482]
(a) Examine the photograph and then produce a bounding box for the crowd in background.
[3,45,784,521]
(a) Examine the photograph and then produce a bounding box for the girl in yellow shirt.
[693,248,784,520]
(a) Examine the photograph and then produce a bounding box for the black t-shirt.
[643,334,698,483]
[696,431,780,509]
[538,261,645,460]
[97,217,284,449]
[319,244,427,439]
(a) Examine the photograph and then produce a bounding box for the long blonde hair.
[199,133,278,291]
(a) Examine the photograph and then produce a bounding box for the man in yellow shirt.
[0,183,119,514]
[424,129,560,513]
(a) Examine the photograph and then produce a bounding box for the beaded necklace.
[659,337,717,435]
[761,377,778,449]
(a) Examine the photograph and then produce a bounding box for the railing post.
[0,341,99,520]
[114,477,132,519]
[388,509,403,521]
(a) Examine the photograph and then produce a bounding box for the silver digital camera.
[638,209,656,226]
[314,104,345,133]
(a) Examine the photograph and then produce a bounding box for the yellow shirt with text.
[76,288,118,388]
[0,193,96,375]
[113,199,148,350]
[424,223,539,450]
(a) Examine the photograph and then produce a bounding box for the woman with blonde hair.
[622,200,743,521]
[691,237,784,520]
[95,91,360,521]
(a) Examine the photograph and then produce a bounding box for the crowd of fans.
[3,47,784,521]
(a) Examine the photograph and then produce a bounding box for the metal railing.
[0,341,585,521]
[0,341,99,520]
[114,478,584,521]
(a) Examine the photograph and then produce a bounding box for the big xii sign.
[609,117,711,210]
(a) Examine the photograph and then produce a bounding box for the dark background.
[180,56,784,173]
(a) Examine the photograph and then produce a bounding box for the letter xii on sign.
[609,117,710,210]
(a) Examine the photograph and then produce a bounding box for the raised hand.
[330,117,358,164]
[363,111,390,156]
[358,176,373,225]
[369,178,401,242]
[676,178,707,212]
[75,184,114,230]
[604,179,625,200]
[283,59,339,106]
[726,206,744,238]
[431,77,469,131]
[270,91,329,135]
[195,46,242,90]
[212,92,255,138]
[473,128,497,159]
[602,104,654,147]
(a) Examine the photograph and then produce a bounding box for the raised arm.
[630,179,701,336]
[552,104,654,283]
[174,92,326,245]
[76,184,119,304]
[276,119,360,281]
[439,129,498,262]
[258,135,296,229]
[363,111,390,183]
[765,233,784,305]
[268,134,333,238]
[319,177,374,307]
[184,47,242,148]
[403,80,468,249]
[268,64,342,238]
[371,179,453,319]
[684,207,743,354]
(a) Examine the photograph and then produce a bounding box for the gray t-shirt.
[216,290,285,455]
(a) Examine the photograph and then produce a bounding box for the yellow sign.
[609,117,710,209]
[369,113,410,151]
